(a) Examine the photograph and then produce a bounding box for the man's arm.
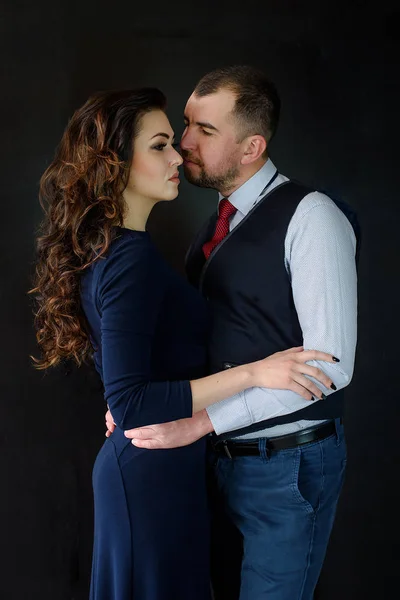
[206,192,357,435]
[123,409,214,448]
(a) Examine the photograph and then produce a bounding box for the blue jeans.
[208,420,347,600]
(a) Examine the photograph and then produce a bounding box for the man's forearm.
[192,408,215,436]
[123,409,214,449]
[206,387,295,436]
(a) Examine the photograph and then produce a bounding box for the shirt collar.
[218,158,278,217]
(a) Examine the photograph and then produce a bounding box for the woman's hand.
[252,346,338,400]
[105,407,116,437]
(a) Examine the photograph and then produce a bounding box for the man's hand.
[124,409,214,449]
[105,408,116,438]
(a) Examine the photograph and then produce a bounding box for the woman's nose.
[170,147,183,166]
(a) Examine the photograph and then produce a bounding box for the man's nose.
[180,128,195,150]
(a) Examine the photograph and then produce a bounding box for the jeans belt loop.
[334,417,343,446]
[222,440,232,459]
[258,437,270,461]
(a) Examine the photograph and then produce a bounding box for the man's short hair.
[194,65,281,144]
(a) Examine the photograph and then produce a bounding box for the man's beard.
[182,155,239,191]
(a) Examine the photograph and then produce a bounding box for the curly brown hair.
[30,88,167,369]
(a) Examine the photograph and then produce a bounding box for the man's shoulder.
[289,188,355,227]
[286,188,356,248]
[266,179,340,220]
[295,189,338,215]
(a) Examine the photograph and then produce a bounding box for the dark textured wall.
[1,1,398,598]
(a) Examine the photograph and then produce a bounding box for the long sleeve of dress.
[96,235,193,430]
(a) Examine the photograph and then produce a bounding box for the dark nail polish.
[332,356,340,362]
[330,383,337,390]
[311,396,315,401]
[321,393,327,400]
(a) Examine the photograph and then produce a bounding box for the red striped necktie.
[202,198,237,259]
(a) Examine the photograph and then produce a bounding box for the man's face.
[180,88,243,193]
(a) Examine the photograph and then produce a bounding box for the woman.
[31,89,336,600]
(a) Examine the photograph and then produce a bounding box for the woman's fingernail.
[321,393,327,400]
[330,383,337,390]
[332,356,340,362]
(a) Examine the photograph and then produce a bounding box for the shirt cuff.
[206,392,252,436]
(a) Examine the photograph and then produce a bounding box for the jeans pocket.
[290,447,318,515]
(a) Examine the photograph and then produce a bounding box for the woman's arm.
[98,237,192,430]
[190,347,337,412]
[99,237,335,430]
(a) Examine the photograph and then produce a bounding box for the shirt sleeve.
[206,192,358,435]
[97,237,193,430]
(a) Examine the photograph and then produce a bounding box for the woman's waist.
[107,426,132,456]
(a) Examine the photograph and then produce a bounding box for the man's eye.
[201,129,212,136]
[152,143,167,151]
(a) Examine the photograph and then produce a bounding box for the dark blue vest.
[185,181,359,438]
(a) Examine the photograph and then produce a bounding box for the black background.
[1,1,399,598]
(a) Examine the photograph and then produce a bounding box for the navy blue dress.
[80,228,211,600]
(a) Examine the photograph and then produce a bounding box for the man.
[107,66,358,599]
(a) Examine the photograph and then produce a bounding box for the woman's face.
[125,110,183,202]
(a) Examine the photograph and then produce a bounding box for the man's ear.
[241,135,267,165]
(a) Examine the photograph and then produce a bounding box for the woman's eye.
[152,143,167,151]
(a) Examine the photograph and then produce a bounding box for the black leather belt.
[211,420,336,459]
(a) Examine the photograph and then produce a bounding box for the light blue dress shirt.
[205,159,358,439]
